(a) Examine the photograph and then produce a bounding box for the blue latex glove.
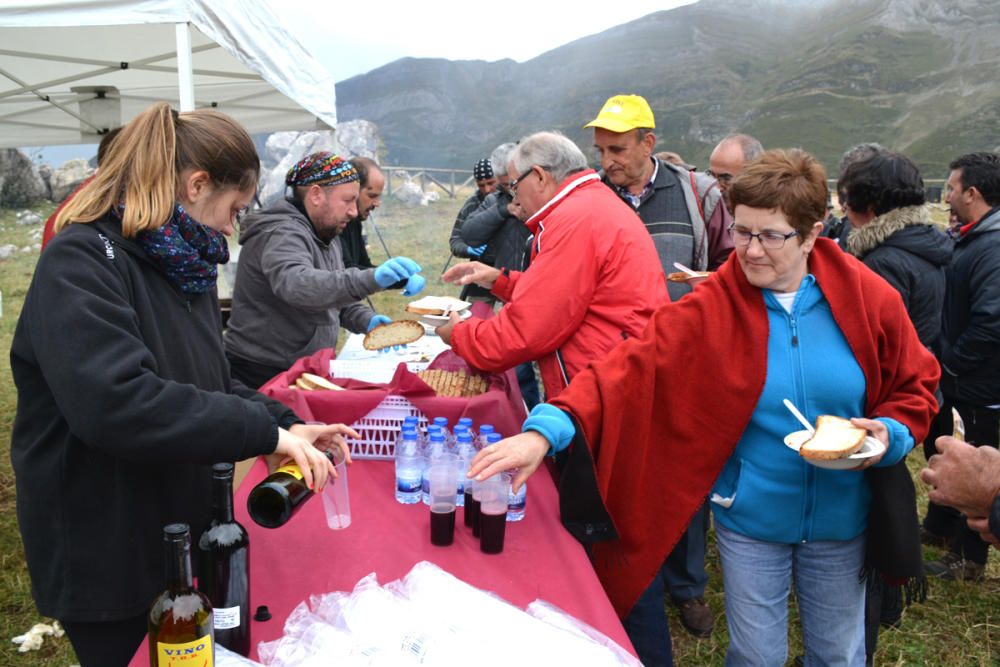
[467,244,487,257]
[367,314,391,332]
[374,256,422,288]
[402,273,426,296]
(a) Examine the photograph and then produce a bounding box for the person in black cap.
[449,157,498,302]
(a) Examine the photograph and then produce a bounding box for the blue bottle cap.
[487,433,502,443]
[479,424,495,435]
[433,417,448,427]
[458,417,473,427]
[457,431,473,443]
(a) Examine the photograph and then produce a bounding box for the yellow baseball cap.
[584,95,656,132]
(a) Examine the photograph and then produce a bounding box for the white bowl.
[419,309,471,331]
[783,429,886,470]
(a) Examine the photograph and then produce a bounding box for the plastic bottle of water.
[433,417,453,448]
[485,432,526,522]
[457,417,476,441]
[398,416,419,450]
[394,428,421,504]
[454,431,476,507]
[421,432,447,505]
[478,424,494,450]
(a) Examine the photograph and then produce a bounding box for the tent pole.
[175,23,195,111]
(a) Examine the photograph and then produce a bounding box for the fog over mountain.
[335,0,1000,176]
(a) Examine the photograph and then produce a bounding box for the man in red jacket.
[438,131,668,399]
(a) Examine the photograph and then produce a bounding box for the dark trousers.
[515,362,540,411]
[62,614,147,667]
[923,400,1000,565]
[664,502,710,601]
[622,559,675,667]
[227,352,285,390]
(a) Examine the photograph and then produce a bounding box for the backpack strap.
[689,170,706,222]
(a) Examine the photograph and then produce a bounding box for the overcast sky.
[273,0,698,81]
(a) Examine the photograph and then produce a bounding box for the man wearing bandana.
[225,152,425,388]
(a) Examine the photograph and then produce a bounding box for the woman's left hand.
[288,422,359,466]
[846,417,888,471]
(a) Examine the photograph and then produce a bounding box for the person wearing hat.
[585,94,731,644]
[225,151,425,388]
[449,157,499,302]
[587,94,733,303]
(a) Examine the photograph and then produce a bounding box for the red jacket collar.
[524,169,601,234]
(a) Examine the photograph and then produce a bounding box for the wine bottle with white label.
[149,523,215,666]
[198,463,250,656]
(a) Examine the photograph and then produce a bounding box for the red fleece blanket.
[550,238,940,617]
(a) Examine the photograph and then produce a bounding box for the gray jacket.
[225,198,379,370]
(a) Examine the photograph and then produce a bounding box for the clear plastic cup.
[428,454,458,546]
[321,448,351,530]
[477,473,508,554]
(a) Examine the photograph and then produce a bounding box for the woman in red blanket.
[470,149,939,667]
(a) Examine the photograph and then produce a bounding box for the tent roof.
[0,0,337,147]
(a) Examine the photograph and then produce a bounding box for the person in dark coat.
[10,102,354,666]
[839,149,951,665]
[449,157,497,302]
[339,156,385,271]
[923,151,1000,582]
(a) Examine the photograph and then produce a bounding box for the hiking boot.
[925,552,986,581]
[675,596,714,637]
[919,525,950,549]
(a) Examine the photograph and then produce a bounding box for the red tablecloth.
[130,458,634,664]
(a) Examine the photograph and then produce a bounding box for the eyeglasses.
[509,165,546,195]
[728,224,799,249]
[707,169,734,184]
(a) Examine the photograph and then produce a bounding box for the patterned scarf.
[135,203,229,295]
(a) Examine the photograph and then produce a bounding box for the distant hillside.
[335,0,1000,177]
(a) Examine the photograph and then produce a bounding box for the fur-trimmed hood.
[848,205,951,266]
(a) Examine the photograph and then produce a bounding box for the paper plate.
[783,429,886,470]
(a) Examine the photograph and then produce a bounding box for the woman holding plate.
[470,149,939,667]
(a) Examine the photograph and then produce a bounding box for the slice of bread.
[799,415,866,460]
[406,295,471,316]
[298,372,344,391]
[362,320,425,350]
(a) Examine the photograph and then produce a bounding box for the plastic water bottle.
[457,417,476,441]
[422,432,447,505]
[455,432,475,507]
[395,428,422,504]
[433,417,453,448]
[478,424,494,450]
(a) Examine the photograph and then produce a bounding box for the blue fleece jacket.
[709,276,913,543]
[526,275,914,544]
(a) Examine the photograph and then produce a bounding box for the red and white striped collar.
[524,169,600,233]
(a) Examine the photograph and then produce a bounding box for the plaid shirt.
[614,158,658,209]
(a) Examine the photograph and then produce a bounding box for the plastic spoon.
[783,399,815,434]
[672,262,701,278]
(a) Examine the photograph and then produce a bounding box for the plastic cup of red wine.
[428,454,458,546]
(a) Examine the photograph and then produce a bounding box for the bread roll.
[799,415,866,460]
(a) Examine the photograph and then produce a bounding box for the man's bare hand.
[921,436,1000,517]
[441,261,502,289]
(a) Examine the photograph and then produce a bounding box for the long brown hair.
[55,102,259,238]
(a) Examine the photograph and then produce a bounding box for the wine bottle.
[246,454,327,528]
[149,523,215,667]
[198,463,250,656]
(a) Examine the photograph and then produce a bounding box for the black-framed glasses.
[707,169,734,184]
[728,224,799,249]
[509,165,545,195]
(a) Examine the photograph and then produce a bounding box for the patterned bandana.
[135,203,230,295]
[285,152,359,187]
[473,158,494,181]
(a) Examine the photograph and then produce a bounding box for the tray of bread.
[416,369,489,398]
[784,415,885,470]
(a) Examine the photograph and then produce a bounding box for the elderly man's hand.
[441,261,502,289]
[434,311,463,345]
[921,436,1000,518]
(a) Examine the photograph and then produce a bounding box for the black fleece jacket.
[10,216,297,621]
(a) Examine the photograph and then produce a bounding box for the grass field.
[0,193,997,666]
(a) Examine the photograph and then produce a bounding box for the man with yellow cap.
[225,151,425,387]
[585,95,729,657]
[586,94,733,302]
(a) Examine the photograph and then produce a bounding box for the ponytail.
[55,102,258,239]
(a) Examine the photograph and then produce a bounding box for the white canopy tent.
[0,0,338,148]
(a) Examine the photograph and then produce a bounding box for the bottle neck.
[165,539,194,593]
[211,472,235,523]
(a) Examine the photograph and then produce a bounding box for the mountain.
[334,0,1000,176]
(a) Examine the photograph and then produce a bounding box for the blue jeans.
[621,558,674,667]
[716,523,866,667]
